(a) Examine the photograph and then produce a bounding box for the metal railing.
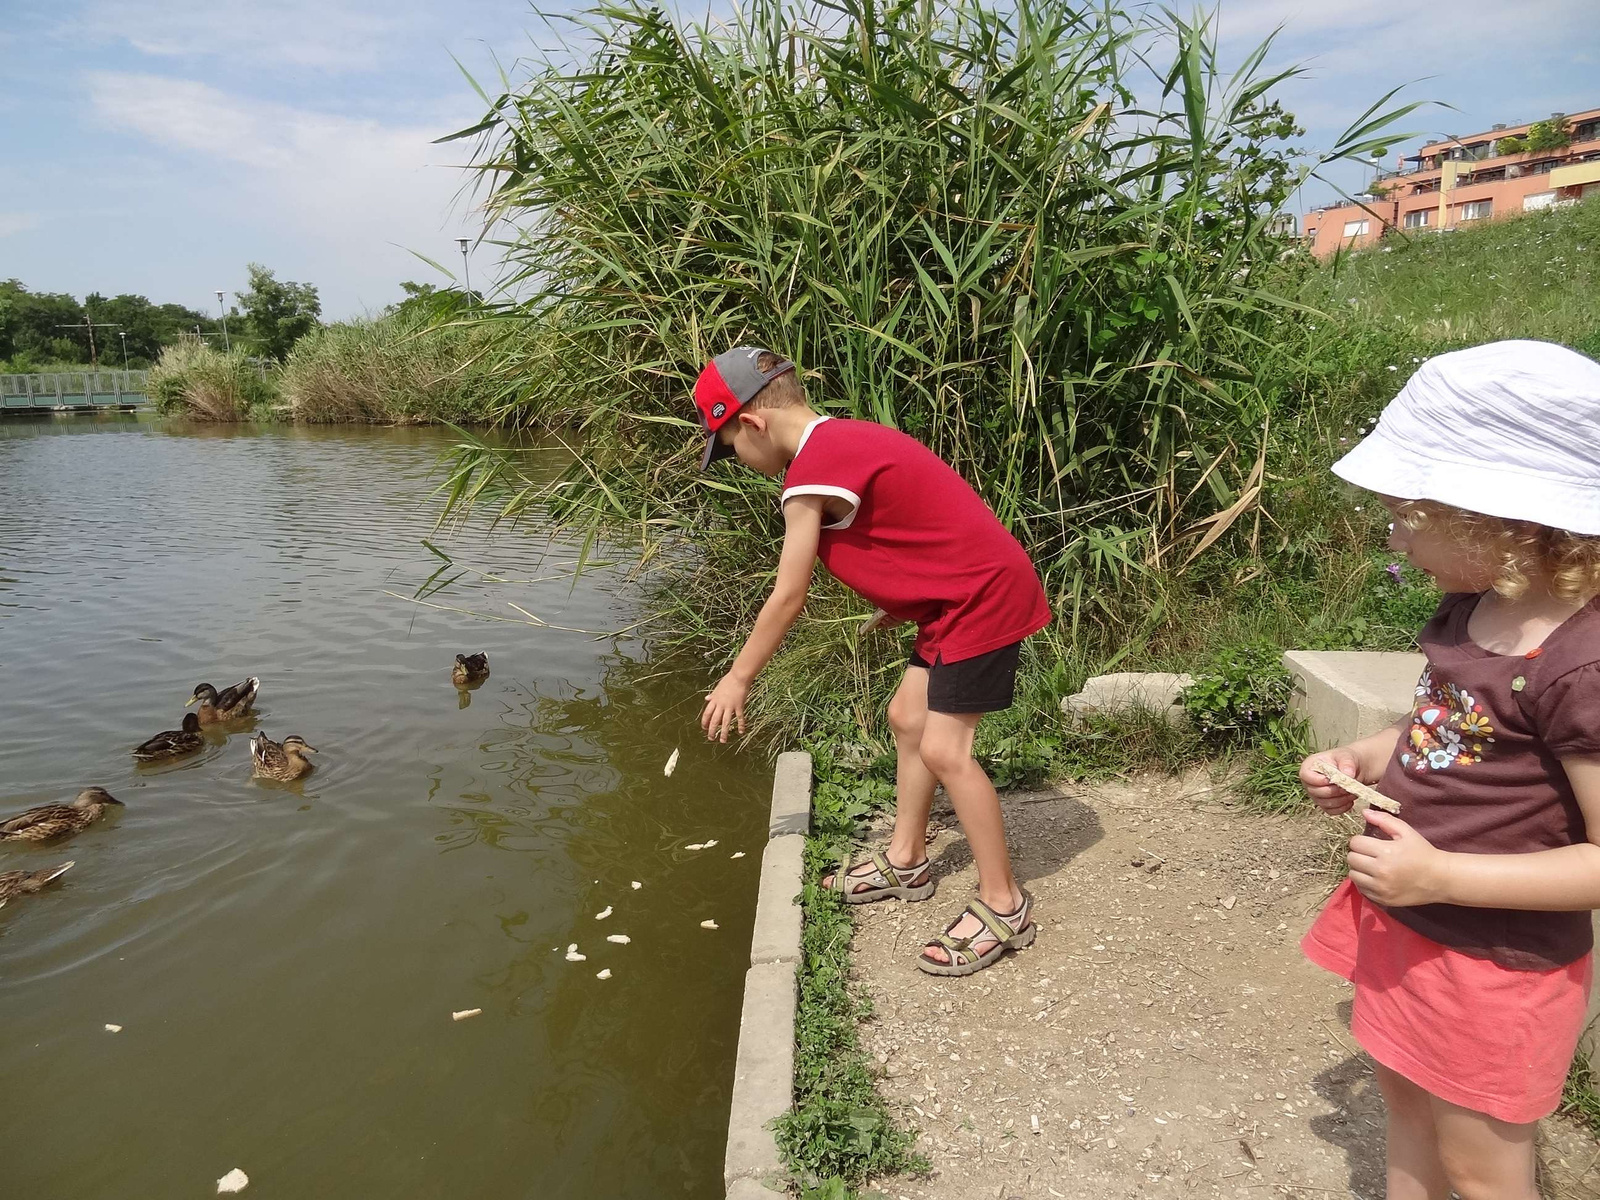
[0,370,151,409]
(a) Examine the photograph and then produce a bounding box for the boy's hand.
[701,673,750,743]
[858,608,901,636]
[1347,810,1448,906]
[1300,748,1363,814]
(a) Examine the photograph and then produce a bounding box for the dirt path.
[849,772,1600,1199]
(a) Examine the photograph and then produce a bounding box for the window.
[1524,191,1557,211]
[1341,219,1370,237]
[1403,209,1430,228]
[1460,200,1492,221]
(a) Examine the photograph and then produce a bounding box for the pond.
[0,416,767,1198]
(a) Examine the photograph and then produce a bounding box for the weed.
[1561,1043,1600,1140]
[1180,642,1295,744]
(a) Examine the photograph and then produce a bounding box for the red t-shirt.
[781,417,1051,663]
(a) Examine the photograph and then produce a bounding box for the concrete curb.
[724,751,811,1196]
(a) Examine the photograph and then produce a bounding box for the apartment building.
[1303,107,1600,257]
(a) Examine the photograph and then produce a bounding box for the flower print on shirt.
[1399,664,1496,772]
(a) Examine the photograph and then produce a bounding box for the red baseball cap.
[693,347,795,469]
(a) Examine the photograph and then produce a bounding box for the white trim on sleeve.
[794,415,831,458]
[781,484,860,530]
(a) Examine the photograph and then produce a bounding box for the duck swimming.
[187,677,260,725]
[133,712,205,761]
[451,653,490,686]
[250,733,317,782]
[0,788,123,842]
[0,861,75,908]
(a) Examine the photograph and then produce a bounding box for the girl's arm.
[700,496,823,743]
[1348,755,1600,910]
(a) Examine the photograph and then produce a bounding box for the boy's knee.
[917,730,974,778]
[887,694,924,740]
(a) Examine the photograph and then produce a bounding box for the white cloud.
[0,212,42,238]
[74,0,415,71]
[85,72,483,313]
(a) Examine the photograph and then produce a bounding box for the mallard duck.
[451,653,490,685]
[0,788,123,842]
[133,712,204,761]
[187,677,260,724]
[0,861,75,908]
[250,733,317,781]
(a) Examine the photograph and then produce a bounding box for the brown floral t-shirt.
[1375,592,1600,971]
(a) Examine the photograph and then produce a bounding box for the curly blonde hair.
[1393,500,1600,601]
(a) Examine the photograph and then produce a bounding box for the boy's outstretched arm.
[700,496,824,743]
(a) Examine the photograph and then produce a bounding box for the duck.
[133,712,205,761]
[0,788,123,842]
[250,733,317,781]
[187,677,260,725]
[0,861,75,908]
[451,653,490,686]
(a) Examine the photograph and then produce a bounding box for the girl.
[1300,339,1600,1199]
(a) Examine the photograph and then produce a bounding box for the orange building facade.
[1303,107,1600,257]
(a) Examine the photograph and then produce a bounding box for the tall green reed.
[435,0,1418,637]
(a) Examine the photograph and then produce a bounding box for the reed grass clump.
[280,312,506,424]
[149,336,277,421]
[436,0,1415,628]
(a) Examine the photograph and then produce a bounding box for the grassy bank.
[280,311,504,424]
[149,336,277,421]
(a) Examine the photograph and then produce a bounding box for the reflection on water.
[0,416,766,1199]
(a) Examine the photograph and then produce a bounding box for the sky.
[3,0,1596,319]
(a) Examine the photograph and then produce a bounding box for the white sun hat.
[1333,339,1600,535]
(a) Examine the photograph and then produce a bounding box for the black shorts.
[908,641,1023,714]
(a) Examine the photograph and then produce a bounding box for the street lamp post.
[119,331,129,371]
[216,290,231,352]
[457,237,473,304]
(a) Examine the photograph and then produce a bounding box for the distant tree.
[234,264,322,360]
[0,280,91,366]
[385,280,471,322]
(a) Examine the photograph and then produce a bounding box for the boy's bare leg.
[918,709,1024,963]
[885,666,938,867]
[1372,1064,1450,1200]
[821,667,937,893]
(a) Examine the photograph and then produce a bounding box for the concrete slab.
[749,835,804,967]
[769,751,812,838]
[724,960,797,1187]
[1061,671,1193,724]
[1283,650,1424,751]
[726,1178,783,1200]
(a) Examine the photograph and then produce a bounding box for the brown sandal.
[824,849,935,904]
[917,892,1035,976]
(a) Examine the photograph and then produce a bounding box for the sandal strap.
[871,850,928,885]
[930,893,1032,961]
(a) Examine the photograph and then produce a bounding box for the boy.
[694,346,1051,976]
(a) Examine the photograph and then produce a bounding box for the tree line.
[0,264,323,373]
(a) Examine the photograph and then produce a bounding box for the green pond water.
[0,416,769,1198]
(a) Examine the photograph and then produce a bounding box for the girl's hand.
[1347,810,1450,907]
[701,674,750,744]
[1300,748,1364,814]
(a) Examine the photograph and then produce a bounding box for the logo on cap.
[711,402,727,419]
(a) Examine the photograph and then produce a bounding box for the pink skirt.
[1303,878,1592,1124]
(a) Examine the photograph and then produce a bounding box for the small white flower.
[1354,506,1363,512]
[1387,365,1398,371]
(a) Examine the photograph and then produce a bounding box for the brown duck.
[0,788,123,842]
[249,733,318,782]
[133,712,205,761]
[187,677,260,724]
[0,861,75,908]
[451,653,490,686]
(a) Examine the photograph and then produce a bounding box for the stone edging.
[724,750,811,1198]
